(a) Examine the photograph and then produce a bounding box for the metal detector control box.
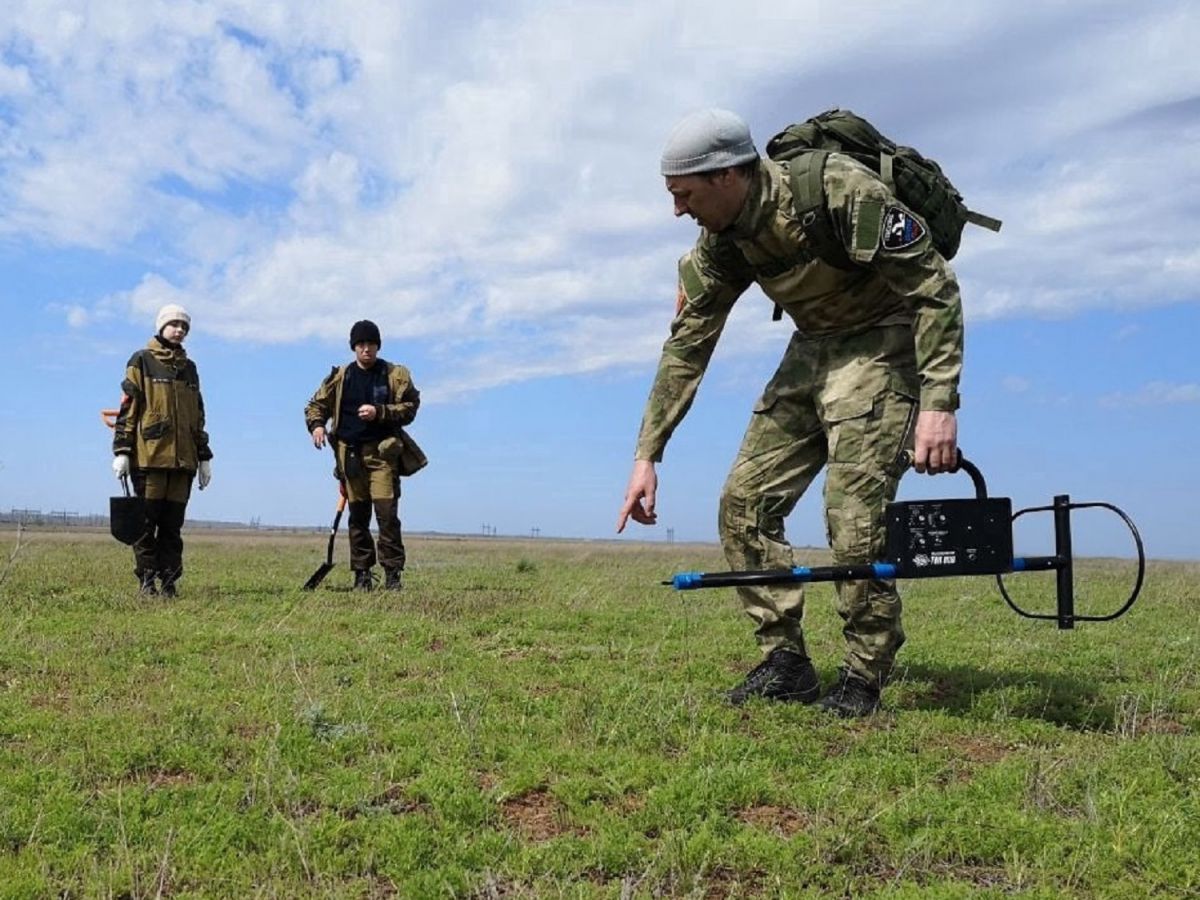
[885,497,1012,578]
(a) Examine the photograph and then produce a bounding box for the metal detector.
[664,452,1145,629]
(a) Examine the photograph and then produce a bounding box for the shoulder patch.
[881,206,926,251]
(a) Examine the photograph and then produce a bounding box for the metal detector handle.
[902,448,988,499]
[997,498,1145,628]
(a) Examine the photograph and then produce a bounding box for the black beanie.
[349,319,382,348]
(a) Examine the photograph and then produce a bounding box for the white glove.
[112,454,130,479]
[198,459,212,490]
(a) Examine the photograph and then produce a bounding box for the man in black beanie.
[304,320,422,591]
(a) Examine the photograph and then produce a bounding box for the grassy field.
[0,528,1196,898]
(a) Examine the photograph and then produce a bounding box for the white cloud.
[64,304,88,328]
[1100,381,1200,408]
[1115,324,1141,341]
[2,0,1199,396]
[0,60,32,94]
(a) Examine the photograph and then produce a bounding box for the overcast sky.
[1,0,1197,562]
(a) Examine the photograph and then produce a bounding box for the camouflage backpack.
[765,108,1001,269]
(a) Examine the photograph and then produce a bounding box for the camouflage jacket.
[112,337,212,471]
[304,359,421,439]
[635,155,964,461]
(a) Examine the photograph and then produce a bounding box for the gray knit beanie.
[660,108,759,176]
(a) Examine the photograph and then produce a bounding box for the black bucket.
[110,475,145,545]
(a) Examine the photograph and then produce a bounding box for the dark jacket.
[304,359,420,436]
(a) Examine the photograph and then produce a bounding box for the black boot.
[159,576,178,598]
[818,668,882,718]
[383,568,403,591]
[353,569,375,592]
[138,571,158,596]
[727,649,820,706]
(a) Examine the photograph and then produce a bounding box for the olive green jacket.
[635,155,965,461]
[112,338,213,471]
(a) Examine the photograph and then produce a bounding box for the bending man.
[618,109,963,717]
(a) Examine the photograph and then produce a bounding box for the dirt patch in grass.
[1128,713,1188,736]
[468,873,522,898]
[943,734,1014,764]
[862,859,1022,893]
[697,866,767,899]
[607,791,645,815]
[499,787,586,842]
[289,798,325,818]
[28,690,73,710]
[97,767,199,792]
[736,804,811,837]
[360,875,399,898]
[232,721,276,739]
[583,867,767,899]
[346,783,431,818]
[289,785,431,821]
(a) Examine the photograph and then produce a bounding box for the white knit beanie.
[155,304,191,335]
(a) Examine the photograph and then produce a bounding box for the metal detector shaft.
[665,563,900,591]
[665,558,1066,592]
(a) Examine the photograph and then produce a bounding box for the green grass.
[0,529,1196,898]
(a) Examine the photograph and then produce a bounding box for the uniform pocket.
[824,395,876,464]
[142,417,172,441]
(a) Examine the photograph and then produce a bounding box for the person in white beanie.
[111,304,213,596]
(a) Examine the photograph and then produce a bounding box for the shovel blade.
[302,562,336,591]
[109,495,146,546]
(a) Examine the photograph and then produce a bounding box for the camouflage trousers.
[336,441,406,572]
[131,469,193,582]
[718,324,919,686]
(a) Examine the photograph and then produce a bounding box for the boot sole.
[727,678,821,706]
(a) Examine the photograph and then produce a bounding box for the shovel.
[110,473,146,545]
[302,492,347,590]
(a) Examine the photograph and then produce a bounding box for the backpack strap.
[878,149,895,190]
[786,150,856,271]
